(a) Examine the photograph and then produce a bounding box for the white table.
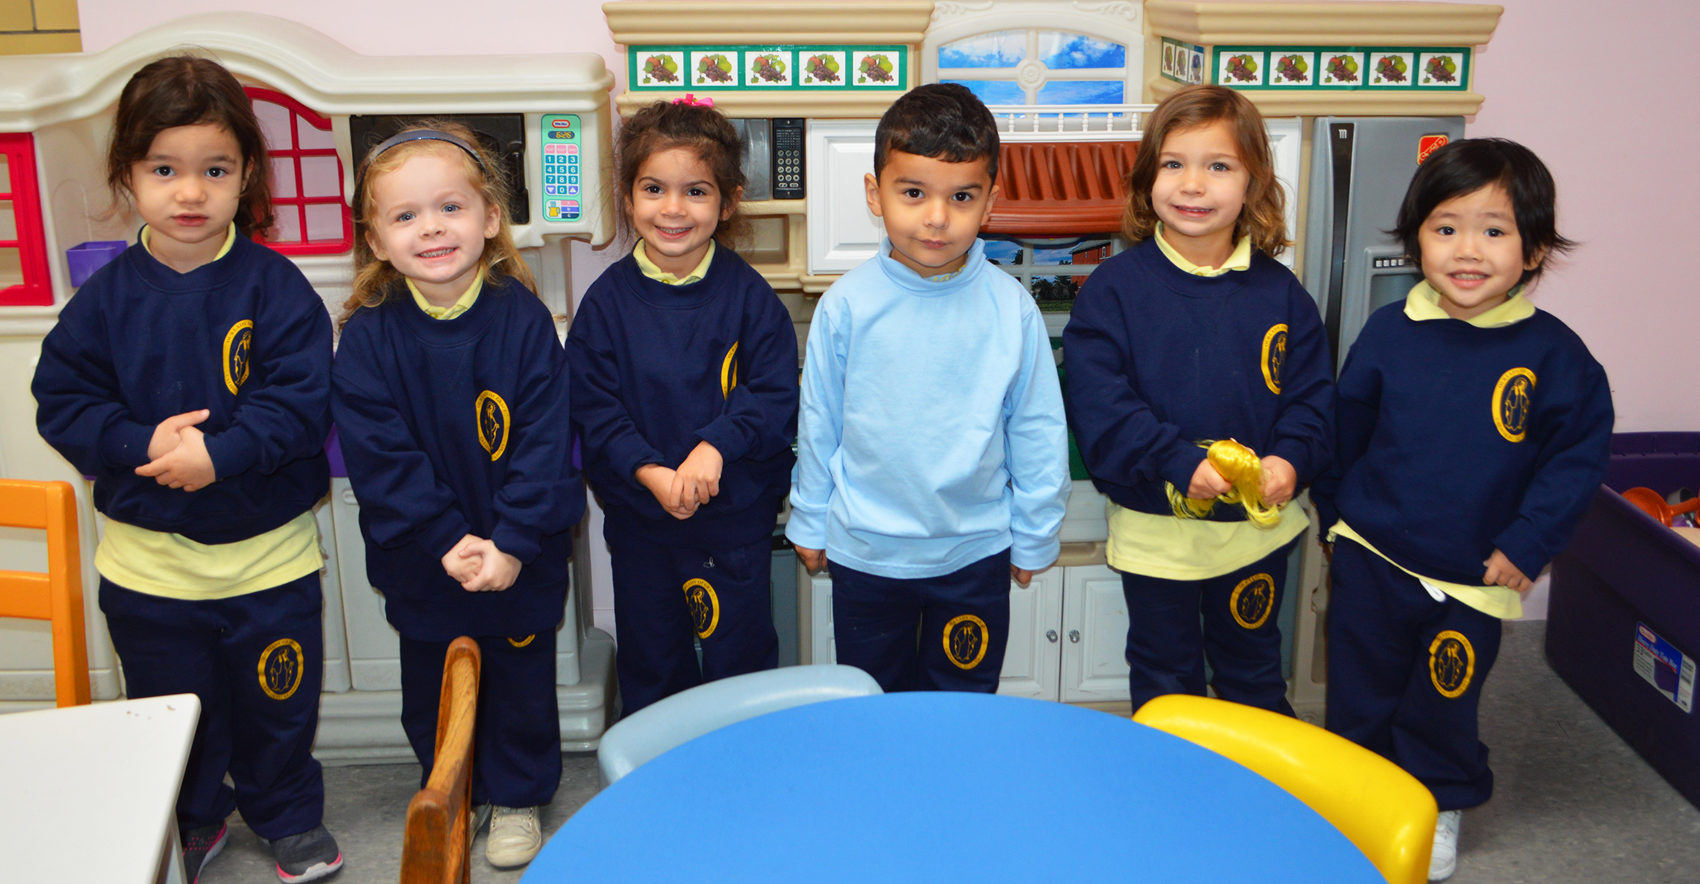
[0,694,201,883]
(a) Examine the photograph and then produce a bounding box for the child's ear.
[1523,246,1548,272]
[864,172,883,219]
[720,185,743,222]
[365,230,390,262]
[483,202,501,239]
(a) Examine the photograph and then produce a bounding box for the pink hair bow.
[672,93,714,108]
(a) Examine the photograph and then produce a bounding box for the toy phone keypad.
[773,118,804,199]
[540,114,582,223]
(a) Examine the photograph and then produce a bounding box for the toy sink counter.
[1547,432,1700,810]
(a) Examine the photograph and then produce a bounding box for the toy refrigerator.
[1302,116,1465,370]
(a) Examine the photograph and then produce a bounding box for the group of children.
[27,50,1610,884]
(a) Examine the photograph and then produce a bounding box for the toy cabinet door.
[1059,564,1132,704]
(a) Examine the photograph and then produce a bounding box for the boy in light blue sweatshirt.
[787,83,1070,692]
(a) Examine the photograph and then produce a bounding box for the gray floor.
[199,620,1700,883]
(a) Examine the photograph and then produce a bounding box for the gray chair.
[596,664,882,785]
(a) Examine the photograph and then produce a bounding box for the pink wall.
[79,0,1694,432]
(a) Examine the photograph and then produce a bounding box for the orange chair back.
[400,636,481,884]
[0,479,90,707]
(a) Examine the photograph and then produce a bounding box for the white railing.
[984,103,1154,141]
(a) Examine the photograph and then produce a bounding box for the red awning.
[985,141,1139,237]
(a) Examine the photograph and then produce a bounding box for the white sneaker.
[486,805,543,868]
[1429,809,1461,881]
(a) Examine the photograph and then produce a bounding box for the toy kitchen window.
[349,114,530,225]
[249,88,352,255]
[0,133,50,306]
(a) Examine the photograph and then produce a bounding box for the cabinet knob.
[1069,629,1081,643]
[1045,629,1059,643]
[340,489,358,505]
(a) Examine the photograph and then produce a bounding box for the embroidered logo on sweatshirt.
[943,614,990,670]
[1260,324,1288,395]
[509,634,536,648]
[223,319,253,395]
[1231,573,1275,629]
[1429,630,1475,698]
[720,342,741,398]
[258,637,304,701]
[476,391,510,461]
[684,578,720,639]
[1492,367,1535,443]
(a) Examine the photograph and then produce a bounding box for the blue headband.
[365,128,486,172]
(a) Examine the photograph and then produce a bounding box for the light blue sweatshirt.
[787,238,1071,578]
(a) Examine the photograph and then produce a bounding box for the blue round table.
[527,692,1381,881]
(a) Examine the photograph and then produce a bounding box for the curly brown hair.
[616,100,747,246]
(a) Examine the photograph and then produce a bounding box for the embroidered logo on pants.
[1231,573,1275,629]
[258,637,304,700]
[943,614,989,670]
[1429,630,1475,698]
[684,578,720,639]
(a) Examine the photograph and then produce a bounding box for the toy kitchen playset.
[603,0,1501,716]
[0,12,619,756]
[0,1,1504,736]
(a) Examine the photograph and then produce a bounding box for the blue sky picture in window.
[951,80,1024,106]
[939,31,1025,68]
[1039,33,1125,69]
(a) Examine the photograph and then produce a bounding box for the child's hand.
[1010,565,1034,588]
[135,424,217,491]
[671,441,724,512]
[146,409,210,460]
[636,464,695,519]
[442,534,484,585]
[1482,549,1533,594]
[795,545,826,573]
[1186,458,1233,499]
[457,537,521,592]
[1259,455,1297,507]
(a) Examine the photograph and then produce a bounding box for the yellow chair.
[1134,694,1436,884]
[0,479,90,707]
[400,636,481,884]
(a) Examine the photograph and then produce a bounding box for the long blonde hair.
[340,122,535,327]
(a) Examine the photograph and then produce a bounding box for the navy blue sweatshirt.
[32,234,331,543]
[1312,300,1613,583]
[567,247,797,547]
[332,277,583,640]
[1062,238,1333,518]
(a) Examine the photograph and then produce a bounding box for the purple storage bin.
[1547,432,1700,810]
[66,240,128,287]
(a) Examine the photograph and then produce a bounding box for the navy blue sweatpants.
[399,631,562,808]
[1325,538,1503,810]
[1119,540,1297,716]
[607,529,778,716]
[99,572,325,839]
[829,549,1011,693]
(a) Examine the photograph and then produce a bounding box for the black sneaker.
[271,824,343,883]
[181,821,228,884]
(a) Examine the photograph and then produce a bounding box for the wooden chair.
[400,636,481,884]
[597,664,883,785]
[0,479,90,707]
[1134,694,1438,884]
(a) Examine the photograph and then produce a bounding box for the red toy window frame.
[247,88,352,255]
[0,133,52,306]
